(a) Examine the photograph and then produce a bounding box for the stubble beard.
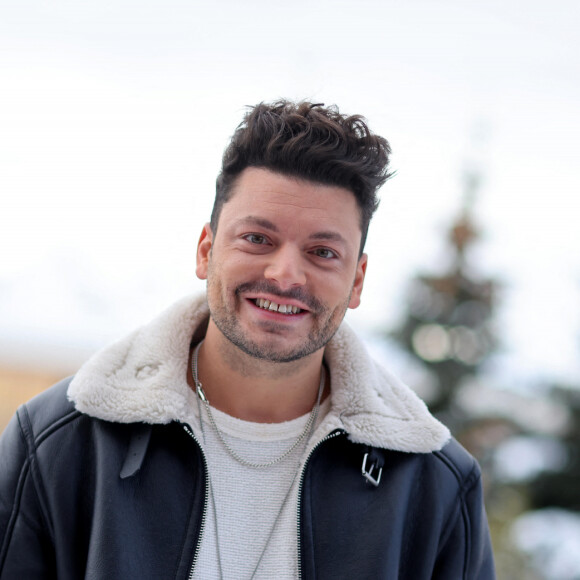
[205,270,352,364]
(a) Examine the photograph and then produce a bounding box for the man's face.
[196,167,367,363]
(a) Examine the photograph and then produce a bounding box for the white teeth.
[255,298,301,314]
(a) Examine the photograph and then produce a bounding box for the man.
[0,100,495,579]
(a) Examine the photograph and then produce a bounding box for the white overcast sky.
[1,0,579,386]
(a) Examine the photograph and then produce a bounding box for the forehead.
[221,168,362,233]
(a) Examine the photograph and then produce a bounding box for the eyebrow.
[235,216,347,245]
[237,216,279,232]
[309,231,347,244]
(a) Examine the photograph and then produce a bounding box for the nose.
[263,245,307,290]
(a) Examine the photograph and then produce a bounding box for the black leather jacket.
[0,377,495,579]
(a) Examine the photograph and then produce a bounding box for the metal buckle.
[361,452,382,487]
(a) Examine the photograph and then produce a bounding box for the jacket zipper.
[183,424,210,580]
[296,429,345,580]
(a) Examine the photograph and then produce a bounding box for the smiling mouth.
[254,298,303,314]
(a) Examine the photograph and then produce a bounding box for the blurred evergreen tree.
[385,155,555,577]
[389,168,498,432]
[529,386,580,512]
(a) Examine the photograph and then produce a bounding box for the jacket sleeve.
[434,460,496,579]
[0,409,56,579]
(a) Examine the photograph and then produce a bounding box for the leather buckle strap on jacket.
[361,447,384,487]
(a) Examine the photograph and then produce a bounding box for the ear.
[196,223,213,280]
[348,253,368,309]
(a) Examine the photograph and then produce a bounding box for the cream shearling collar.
[68,295,449,453]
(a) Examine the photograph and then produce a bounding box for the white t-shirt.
[183,396,331,580]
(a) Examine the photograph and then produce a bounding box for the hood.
[68,295,450,453]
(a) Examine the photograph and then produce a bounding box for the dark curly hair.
[211,100,393,253]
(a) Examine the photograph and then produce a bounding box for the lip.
[244,293,311,313]
[243,299,310,322]
[249,303,309,323]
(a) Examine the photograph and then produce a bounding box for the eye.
[313,247,337,260]
[243,233,269,245]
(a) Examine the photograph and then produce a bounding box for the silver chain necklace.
[191,340,325,469]
[191,340,326,579]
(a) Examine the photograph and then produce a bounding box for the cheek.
[223,253,265,281]
[208,256,250,295]
[313,276,350,307]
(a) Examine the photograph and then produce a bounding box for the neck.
[188,325,329,423]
